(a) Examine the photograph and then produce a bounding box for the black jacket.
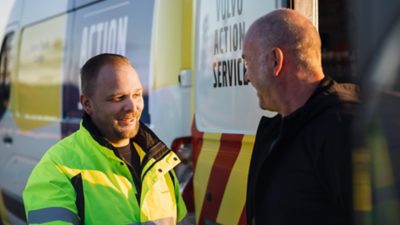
[246,77,359,225]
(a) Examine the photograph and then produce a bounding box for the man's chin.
[259,102,273,111]
[259,101,267,110]
[112,125,137,139]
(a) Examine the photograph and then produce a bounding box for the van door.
[0,11,69,225]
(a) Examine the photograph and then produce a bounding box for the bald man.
[243,9,358,225]
[23,54,190,225]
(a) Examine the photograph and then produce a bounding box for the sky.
[0,0,15,39]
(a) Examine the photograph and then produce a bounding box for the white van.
[0,1,344,225]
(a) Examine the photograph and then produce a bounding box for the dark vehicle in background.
[351,0,400,224]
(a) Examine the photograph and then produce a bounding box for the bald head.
[81,53,133,97]
[243,9,325,115]
[246,8,322,72]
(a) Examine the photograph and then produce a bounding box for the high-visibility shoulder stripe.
[216,134,254,225]
[193,132,221,225]
[56,164,133,199]
[55,164,81,178]
[198,133,243,225]
[27,207,79,225]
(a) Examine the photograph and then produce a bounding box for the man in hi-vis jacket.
[23,53,191,225]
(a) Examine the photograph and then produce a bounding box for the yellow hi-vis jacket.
[23,120,189,225]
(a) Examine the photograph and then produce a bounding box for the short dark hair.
[80,53,131,96]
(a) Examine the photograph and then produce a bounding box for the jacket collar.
[82,112,115,151]
[259,76,359,132]
[255,76,359,156]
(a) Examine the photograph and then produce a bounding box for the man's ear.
[272,48,283,77]
[80,94,92,115]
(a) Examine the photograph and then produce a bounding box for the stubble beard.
[113,116,141,140]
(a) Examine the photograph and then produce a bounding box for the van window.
[0,33,14,119]
[15,15,67,130]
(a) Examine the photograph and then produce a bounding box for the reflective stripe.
[28,207,79,225]
[56,164,133,199]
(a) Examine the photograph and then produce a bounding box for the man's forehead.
[242,38,256,57]
[98,63,137,76]
[99,62,132,72]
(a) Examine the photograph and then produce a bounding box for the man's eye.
[133,93,142,98]
[112,96,124,101]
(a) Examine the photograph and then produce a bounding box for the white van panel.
[194,0,278,134]
[149,85,192,147]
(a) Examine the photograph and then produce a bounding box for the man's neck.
[279,72,324,117]
[107,138,130,148]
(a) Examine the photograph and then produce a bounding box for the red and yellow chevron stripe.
[192,122,255,225]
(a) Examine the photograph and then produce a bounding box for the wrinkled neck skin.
[276,68,324,117]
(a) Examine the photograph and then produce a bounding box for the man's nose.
[124,96,136,112]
